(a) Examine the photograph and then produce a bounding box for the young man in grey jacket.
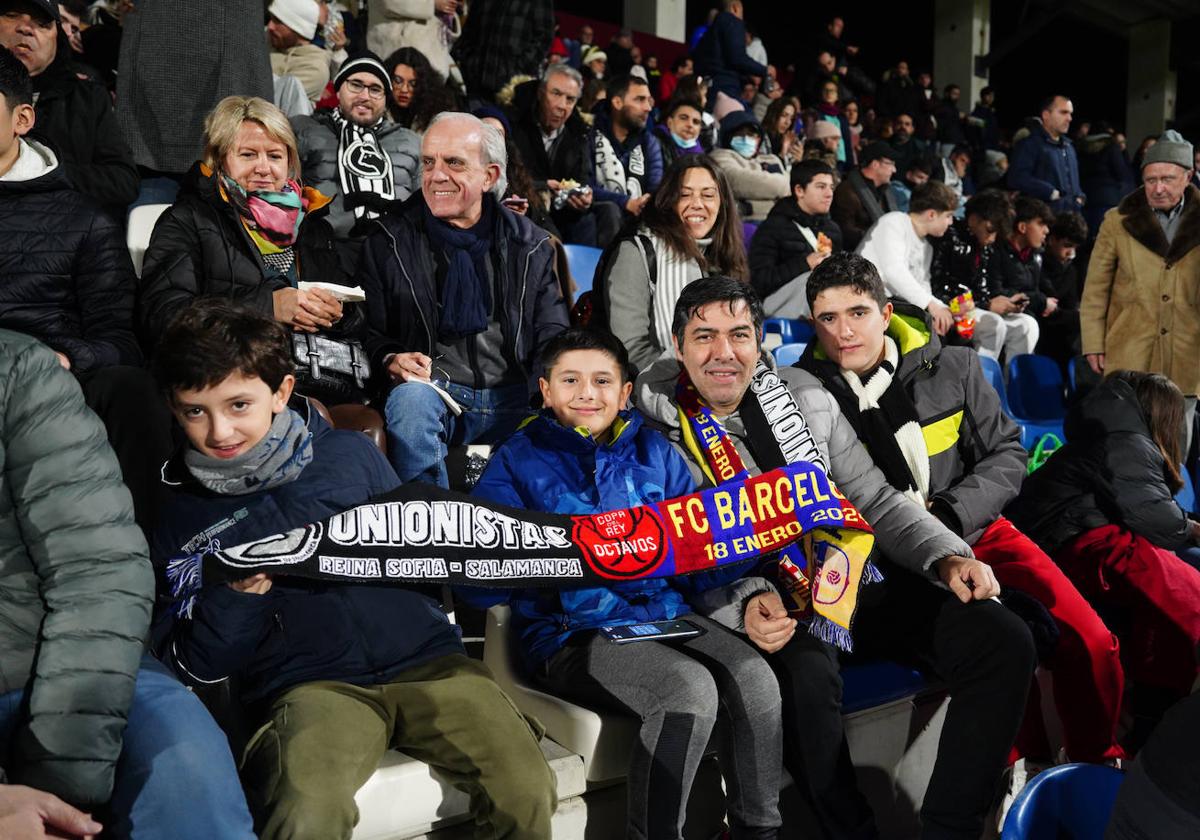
[636,275,1035,840]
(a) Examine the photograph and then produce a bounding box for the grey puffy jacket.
[0,330,153,806]
[292,111,421,239]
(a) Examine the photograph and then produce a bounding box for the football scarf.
[328,109,395,223]
[676,361,881,650]
[166,460,865,625]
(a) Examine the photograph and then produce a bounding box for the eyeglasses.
[391,77,418,91]
[345,78,386,99]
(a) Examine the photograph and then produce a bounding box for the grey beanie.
[1142,129,1194,170]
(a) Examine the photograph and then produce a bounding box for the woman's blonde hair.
[202,96,301,180]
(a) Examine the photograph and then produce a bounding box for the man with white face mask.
[709,109,788,222]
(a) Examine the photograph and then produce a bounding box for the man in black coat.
[0,0,136,213]
[509,65,614,246]
[0,45,169,530]
[357,112,569,487]
[749,159,842,318]
[691,0,766,105]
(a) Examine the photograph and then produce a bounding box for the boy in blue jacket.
[472,328,784,840]
[149,299,554,840]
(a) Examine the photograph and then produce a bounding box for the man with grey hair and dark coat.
[357,112,569,486]
[292,52,420,241]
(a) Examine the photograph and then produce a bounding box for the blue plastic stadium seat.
[763,318,816,345]
[742,221,759,249]
[1178,464,1196,514]
[1000,763,1125,839]
[773,342,807,367]
[1006,354,1067,449]
[978,355,1010,414]
[841,661,931,714]
[563,244,602,297]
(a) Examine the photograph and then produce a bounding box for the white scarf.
[838,336,930,505]
[329,111,395,222]
[645,230,711,352]
[592,130,645,197]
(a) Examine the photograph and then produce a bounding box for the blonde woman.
[140,96,367,403]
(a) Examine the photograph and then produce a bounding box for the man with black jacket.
[510,64,615,247]
[358,112,569,487]
[0,0,136,212]
[749,159,842,318]
[691,0,766,105]
[831,141,898,251]
[0,45,170,531]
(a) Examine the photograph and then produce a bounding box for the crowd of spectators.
[1,0,1199,838]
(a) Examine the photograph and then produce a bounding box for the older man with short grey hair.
[358,112,569,486]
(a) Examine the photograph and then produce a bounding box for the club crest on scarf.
[342,136,390,179]
[572,507,669,579]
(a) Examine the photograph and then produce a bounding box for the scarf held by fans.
[166,459,866,626]
[328,109,395,223]
[676,361,881,650]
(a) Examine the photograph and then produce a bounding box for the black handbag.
[291,332,371,405]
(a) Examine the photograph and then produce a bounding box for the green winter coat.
[0,330,153,806]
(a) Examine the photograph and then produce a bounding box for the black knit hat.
[2,0,59,23]
[333,52,390,94]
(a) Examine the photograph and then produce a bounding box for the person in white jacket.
[857,180,957,334]
[367,0,460,84]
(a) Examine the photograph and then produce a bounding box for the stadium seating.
[978,355,1011,414]
[126,203,170,278]
[1006,354,1067,449]
[1179,464,1196,513]
[1000,763,1125,839]
[563,244,602,298]
[773,342,807,367]
[762,317,816,346]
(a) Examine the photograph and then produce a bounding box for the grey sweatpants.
[538,614,782,840]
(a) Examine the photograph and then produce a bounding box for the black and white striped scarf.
[329,110,395,223]
[839,337,930,505]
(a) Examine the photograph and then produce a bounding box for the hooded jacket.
[748,196,843,300]
[709,111,789,222]
[1080,183,1200,394]
[356,190,568,387]
[469,410,696,667]
[138,162,353,348]
[0,331,153,807]
[0,138,141,372]
[1006,376,1190,554]
[291,110,421,239]
[152,404,464,703]
[798,303,1027,545]
[29,48,138,213]
[635,352,974,627]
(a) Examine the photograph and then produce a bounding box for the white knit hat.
[268,0,320,41]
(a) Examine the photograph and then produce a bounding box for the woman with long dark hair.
[1008,370,1200,741]
[761,96,799,166]
[383,46,459,134]
[599,155,747,371]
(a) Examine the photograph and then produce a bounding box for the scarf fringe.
[166,541,220,619]
[808,614,855,652]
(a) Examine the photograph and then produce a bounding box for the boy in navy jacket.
[150,299,554,840]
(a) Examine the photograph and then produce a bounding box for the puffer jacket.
[748,196,843,300]
[710,110,789,222]
[0,138,141,372]
[29,49,138,213]
[0,331,153,807]
[636,353,974,580]
[138,162,356,347]
[798,303,1027,544]
[291,110,421,239]
[1008,125,1084,214]
[356,191,569,383]
[470,409,696,667]
[1006,376,1190,554]
[152,404,464,703]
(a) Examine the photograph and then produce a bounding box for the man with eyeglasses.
[1082,129,1200,441]
[291,52,420,241]
[511,63,618,247]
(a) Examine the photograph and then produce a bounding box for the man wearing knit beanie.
[1082,128,1200,439]
[267,0,328,104]
[291,51,419,241]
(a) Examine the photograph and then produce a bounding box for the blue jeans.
[0,655,254,840]
[384,380,529,486]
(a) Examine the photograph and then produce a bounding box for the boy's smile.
[539,349,633,441]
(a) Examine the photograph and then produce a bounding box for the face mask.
[730,136,758,159]
[670,131,694,149]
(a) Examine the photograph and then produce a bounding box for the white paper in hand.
[298,281,366,302]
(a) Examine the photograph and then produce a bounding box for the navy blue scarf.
[424,196,496,342]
